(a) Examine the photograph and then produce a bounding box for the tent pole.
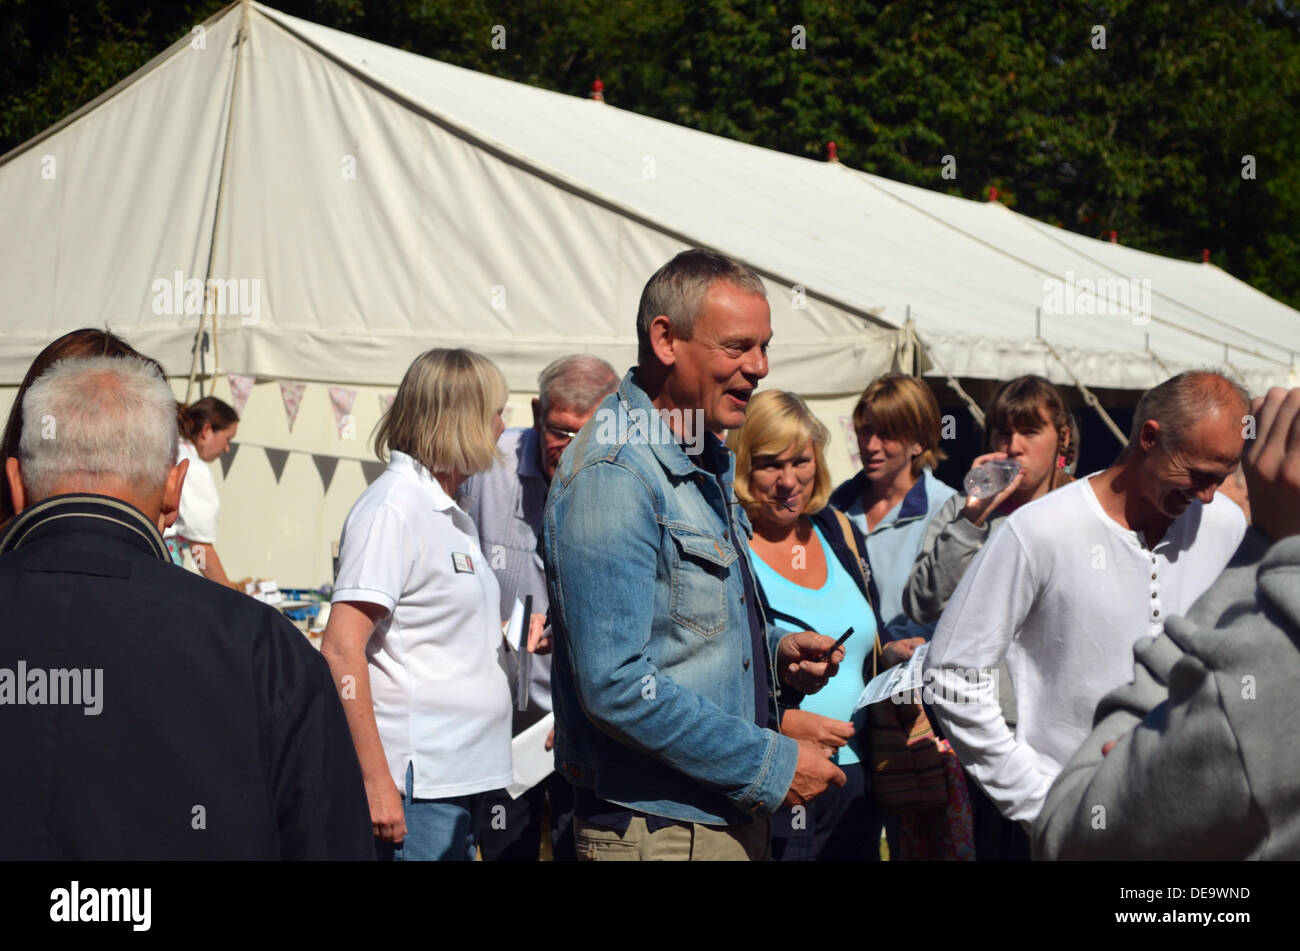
[910,321,986,428]
[186,0,249,404]
[1038,335,1128,447]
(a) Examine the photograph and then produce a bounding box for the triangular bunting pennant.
[227,374,255,418]
[378,393,395,416]
[265,447,290,484]
[328,386,358,438]
[313,454,340,494]
[219,442,240,479]
[278,381,306,433]
[360,460,386,485]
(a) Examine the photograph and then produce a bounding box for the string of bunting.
[222,441,387,494]
[224,374,395,438]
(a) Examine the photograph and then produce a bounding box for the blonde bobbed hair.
[728,390,832,519]
[374,348,508,477]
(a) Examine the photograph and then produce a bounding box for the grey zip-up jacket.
[1033,529,1300,860]
[903,494,1017,726]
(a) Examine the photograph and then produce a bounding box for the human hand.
[366,777,407,844]
[782,739,848,807]
[545,727,556,752]
[1243,388,1300,543]
[961,452,1025,526]
[527,613,551,654]
[880,636,926,669]
[780,708,853,754]
[777,631,843,694]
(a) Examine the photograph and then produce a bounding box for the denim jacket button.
[743,658,750,671]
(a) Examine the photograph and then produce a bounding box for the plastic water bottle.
[963,459,1023,499]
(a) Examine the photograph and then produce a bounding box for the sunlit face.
[1138,410,1243,519]
[535,402,599,483]
[989,406,1062,499]
[747,439,817,532]
[663,280,772,432]
[855,408,920,492]
[493,407,506,444]
[194,422,237,462]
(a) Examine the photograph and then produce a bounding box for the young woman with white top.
[321,348,516,862]
[166,397,243,589]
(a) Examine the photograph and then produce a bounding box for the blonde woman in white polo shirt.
[322,349,514,861]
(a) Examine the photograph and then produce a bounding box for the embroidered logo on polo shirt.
[452,552,475,574]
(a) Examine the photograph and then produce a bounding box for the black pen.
[817,626,854,663]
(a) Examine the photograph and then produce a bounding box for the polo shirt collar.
[388,450,456,511]
[0,492,171,562]
[517,426,545,482]
[896,470,931,521]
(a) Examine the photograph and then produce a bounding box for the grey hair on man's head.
[18,355,177,502]
[1128,370,1251,452]
[537,355,619,418]
[635,248,767,366]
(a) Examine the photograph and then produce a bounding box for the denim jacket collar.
[618,369,706,479]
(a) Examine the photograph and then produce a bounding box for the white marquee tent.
[2,0,1297,584]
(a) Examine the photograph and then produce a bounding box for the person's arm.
[184,539,245,591]
[548,463,807,814]
[320,599,405,844]
[922,522,1054,823]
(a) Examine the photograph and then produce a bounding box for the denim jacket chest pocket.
[666,525,737,638]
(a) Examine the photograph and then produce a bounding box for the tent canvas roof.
[2,0,1296,395]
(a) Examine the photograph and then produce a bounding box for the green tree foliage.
[2,0,1297,306]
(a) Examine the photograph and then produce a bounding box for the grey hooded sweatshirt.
[1033,529,1300,860]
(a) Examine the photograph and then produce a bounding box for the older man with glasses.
[460,354,619,861]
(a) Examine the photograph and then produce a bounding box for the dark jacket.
[0,494,374,859]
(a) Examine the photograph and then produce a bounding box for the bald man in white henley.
[923,372,1249,825]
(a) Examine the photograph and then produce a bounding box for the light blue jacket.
[542,369,799,824]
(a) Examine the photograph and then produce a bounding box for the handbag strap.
[831,507,882,679]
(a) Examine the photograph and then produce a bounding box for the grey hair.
[636,248,767,365]
[1128,370,1251,452]
[537,355,619,418]
[18,355,177,502]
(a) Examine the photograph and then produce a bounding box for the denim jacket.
[542,369,800,825]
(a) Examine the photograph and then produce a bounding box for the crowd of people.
[2,247,1298,862]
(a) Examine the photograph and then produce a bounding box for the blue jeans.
[376,763,476,862]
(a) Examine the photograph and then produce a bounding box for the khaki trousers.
[574,814,772,861]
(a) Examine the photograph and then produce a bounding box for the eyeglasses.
[543,424,579,443]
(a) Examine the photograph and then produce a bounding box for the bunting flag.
[226,374,255,418]
[312,454,340,494]
[328,386,358,438]
[360,460,386,485]
[378,393,395,416]
[265,447,290,484]
[278,381,307,432]
[219,442,241,479]
[840,415,861,470]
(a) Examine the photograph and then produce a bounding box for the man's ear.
[531,397,542,429]
[1140,419,1161,452]
[158,458,188,533]
[5,456,26,516]
[647,315,678,368]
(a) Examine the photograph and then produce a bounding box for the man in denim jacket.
[543,249,847,860]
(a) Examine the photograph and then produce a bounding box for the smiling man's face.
[662,280,772,433]
[1138,409,1243,519]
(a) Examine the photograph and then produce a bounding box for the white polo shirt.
[924,474,1246,824]
[333,450,512,799]
[165,439,220,545]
